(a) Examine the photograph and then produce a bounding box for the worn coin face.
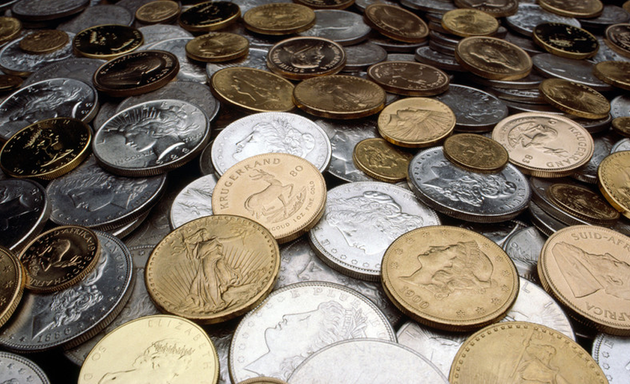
[178,1,241,32]
[243,3,315,35]
[598,151,630,219]
[267,36,346,80]
[352,138,413,182]
[0,352,50,383]
[0,179,50,252]
[20,30,69,54]
[605,23,630,59]
[455,36,532,80]
[441,9,499,37]
[73,25,143,59]
[12,0,88,21]
[364,4,429,43]
[0,16,21,45]
[186,32,249,63]
[533,22,599,60]
[367,61,449,96]
[443,133,508,173]
[539,78,610,119]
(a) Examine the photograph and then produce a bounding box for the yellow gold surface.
[19,30,68,54]
[0,247,24,328]
[441,9,499,37]
[186,32,248,62]
[243,3,315,35]
[178,1,241,32]
[364,4,428,43]
[547,183,619,226]
[0,17,21,45]
[455,36,532,80]
[598,151,630,219]
[539,0,603,18]
[532,23,599,60]
[0,74,22,92]
[135,1,180,25]
[612,117,630,137]
[594,61,630,91]
[238,378,288,384]
[625,0,630,13]
[539,78,610,120]
[352,138,413,182]
[367,61,450,97]
[443,133,508,173]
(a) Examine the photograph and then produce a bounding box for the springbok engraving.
[245,169,306,223]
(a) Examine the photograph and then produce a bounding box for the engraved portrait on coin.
[233,120,315,162]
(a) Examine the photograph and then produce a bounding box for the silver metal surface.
[138,24,194,46]
[298,10,371,46]
[143,38,207,83]
[205,47,269,79]
[532,53,614,92]
[503,226,544,283]
[169,173,218,229]
[506,3,580,36]
[593,333,630,383]
[434,84,508,132]
[56,4,133,33]
[22,57,106,88]
[0,33,75,77]
[0,352,50,384]
[0,179,50,252]
[343,42,388,72]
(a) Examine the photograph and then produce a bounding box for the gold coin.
[539,78,610,120]
[382,225,519,332]
[377,97,455,148]
[605,23,630,59]
[598,151,630,219]
[492,112,594,178]
[449,322,608,383]
[292,74,386,119]
[352,138,413,182]
[593,61,630,91]
[538,225,630,335]
[18,226,100,293]
[453,0,517,17]
[178,1,240,32]
[533,22,599,60]
[185,32,249,62]
[367,61,450,96]
[294,0,354,9]
[0,17,21,46]
[539,0,603,18]
[0,118,92,180]
[266,36,346,80]
[0,247,25,328]
[145,215,280,323]
[625,0,630,13]
[73,25,143,60]
[455,36,532,80]
[212,153,327,244]
[546,183,620,226]
[443,133,508,173]
[210,67,294,113]
[79,315,219,384]
[135,0,180,25]
[0,74,22,92]
[441,9,499,37]
[243,3,315,35]
[612,116,630,137]
[19,30,68,54]
[364,4,429,43]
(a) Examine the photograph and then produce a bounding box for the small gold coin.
[294,0,354,9]
[178,1,241,32]
[382,225,519,332]
[0,74,22,92]
[593,61,630,91]
[210,67,294,113]
[19,30,68,54]
[598,151,630,219]
[533,22,599,60]
[352,138,413,182]
[546,183,620,226]
[73,25,143,60]
[449,322,608,383]
[292,74,386,119]
[266,36,346,80]
[378,97,455,148]
[364,4,429,43]
[612,116,630,137]
[212,153,327,244]
[185,32,249,62]
[441,9,500,37]
[453,0,517,17]
[539,0,603,17]
[538,225,630,336]
[0,247,25,328]
[605,23,630,59]
[625,0,630,13]
[455,36,532,80]
[367,61,450,96]
[18,226,100,293]
[443,133,509,173]
[539,78,610,119]
[0,17,21,46]
[79,315,219,384]
[135,0,181,25]
[243,3,315,35]
[145,215,280,323]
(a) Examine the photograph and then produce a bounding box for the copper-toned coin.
[0,247,24,328]
[352,138,413,182]
[210,67,294,113]
[382,226,519,332]
[367,61,449,96]
[443,133,509,173]
[0,17,21,46]
[605,23,630,59]
[539,0,603,18]
[292,74,385,119]
[135,0,180,25]
[73,25,143,60]
[178,1,240,32]
[19,30,68,54]
[598,151,630,219]
[294,0,354,9]
[441,9,500,37]
[364,4,429,43]
[212,153,327,244]
[612,116,630,137]
[539,78,610,119]
[185,32,248,62]
[243,3,315,35]
[593,61,630,91]
[533,22,599,60]
[266,36,346,80]
[453,0,518,17]
[0,74,22,92]
[145,215,280,324]
[0,118,91,180]
[378,97,455,148]
[546,183,619,226]
[455,36,532,80]
[92,50,179,97]
[18,226,100,293]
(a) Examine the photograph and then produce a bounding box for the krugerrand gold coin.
[210,67,294,113]
[367,61,450,96]
[294,0,354,9]
[146,215,280,323]
[178,1,241,32]
[186,32,249,62]
[266,36,346,80]
[378,97,455,148]
[135,0,181,25]
[539,78,610,119]
[546,183,620,226]
[292,74,386,119]
[73,25,143,60]
[449,322,608,383]
[443,133,509,173]
[382,225,519,332]
[79,315,219,384]
[625,0,630,13]
[243,3,316,35]
[364,4,429,43]
[352,138,413,182]
[455,36,532,80]
[533,23,599,60]
[441,9,500,37]
[454,0,518,17]
[593,61,630,91]
[19,30,68,54]
[538,225,630,335]
[598,151,630,219]
[0,17,21,46]
[612,116,630,137]
[539,0,603,18]
[0,247,25,328]
[0,118,91,180]
[605,23,630,59]
[18,226,100,293]
[211,153,327,244]
[0,74,22,92]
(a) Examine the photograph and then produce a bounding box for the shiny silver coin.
[0,351,50,384]
[532,54,613,92]
[442,217,529,248]
[11,0,88,21]
[205,48,269,78]
[593,333,630,383]
[22,57,106,88]
[580,5,630,30]
[143,38,206,83]
[298,10,370,46]
[400,0,455,13]
[488,86,547,105]
[343,42,388,72]
[106,208,150,238]
[414,46,464,72]
[571,114,612,135]
[56,4,133,34]
[504,31,545,55]
[138,24,194,46]
[0,32,75,77]
[591,36,630,63]
[123,186,180,248]
[506,3,580,37]
[309,182,440,281]
[612,138,630,153]
[434,84,508,132]
[611,94,630,119]
[0,179,49,252]
[92,101,118,132]
[503,226,544,283]
[199,141,215,175]
[528,200,567,236]
[571,133,615,184]
[169,173,218,229]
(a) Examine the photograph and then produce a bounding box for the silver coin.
[354,0,397,11]
[414,46,464,72]
[0,179,49,252]
[0,77,97,141]
[504,31,545,55]
[590,36,630,63]
[199,141,215,175]
[138,24,194,46]
[11,0,88,21]
[289,339,448,384]
[572,133,615,184]
[488,86,547,104]
[593,333,630,383]
[528,200,567,236]
[143,38,207,83]
[0,231,134,352]
[22,57,106,88]
[309,182,440,281]
[387,53,415,61]
[0,32,75,77]
[506,3,580,37]
[434,84,508,132]
[221,22,279,48]
[0,0,19,12]
[169,173,218,229]
[229,281,396,382]
[408,147,531,223]
[611,94,630,119]
[106,208,150,239]
[0,351,50,384]
[445,218,529,248]
[212,112,331,175]
[400,0,455,13]
[428,39,456,55]
[115,0,154,14]
[93,99,210,177]
[580,5,630,29]
[298,10,370,46]
[46,156,167,229]
[230,0,291,14]
[123,186,180,248]
[205,47,269,79]
[532,53,613,92]
[369,31,428,53]
[612,138,630,153]
[92,101,118,132]
[503,226,544,283]
[277,236,402,326]
[343,42,387,72]
[465,71,546,89]
[56,4,133,34]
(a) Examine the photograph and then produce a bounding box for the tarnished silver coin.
[205,47,268,78]
[488,86,546,105]
[581,5,630,30]
[528,200,567,236]
[123,186,180,248]
[0,231,134,352]
[309,182,440,281]
[408,147,531,223]
[22,57,106,88]
[532,54,613,92]
[0,78,97,141]
[116,0,154,14]
[169,173,218,229]
[593,333,630,383]
[591,36,630,63]
[400,0,455,13]
[230,281,396,382]
[503,226,544,283]
[342,42,387,72]
[212,112,331,175]
[0,179,49,252]
[612,138,630,153]
[506,3,580,37]
[143,37,206,83]
[138,24,194,46]
[611,94,630,119]
[92,101,118,132]
[56,5,133,34]
[93,99,210,177]
[0,32,75,77]
[434,84,508,132]
[298,10,370,46]
[11,0,89,21]
[0,351,50,384]
[414,46,465,72]
[572,133,615,184]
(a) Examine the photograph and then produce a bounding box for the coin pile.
[1,0,630,382]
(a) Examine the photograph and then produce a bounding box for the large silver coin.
[612,138,630,153]
[22,57,106,88]
[528,200,567,236]
[343,42,387,72]
[572,133,615,184]
[506,3,580,36]
[298,10,371,46]
[205,47,269,78]
[0,179,50,252]
[123,187,180,248]
[169,173,218,229]
[593,333,630,383]
[0,351,50,384]
[143,38,207,83]
[11,0,88,21]
[532,53,613,92]
[56,4,133,34]
[229,282,396,382]
[0,33,75,77]
[611,94,630,119]
[309,182,440,281]
[434,84,508,132]
[503,226,544,283]
[138,24,194,46]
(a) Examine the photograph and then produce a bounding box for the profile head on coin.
[267,36,346,80]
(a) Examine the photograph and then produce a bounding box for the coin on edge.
[443,133,509,173]
[539,0,602,17]
[185,32,249,62]
[367,61,450,96]
[0,247,24,328]
[598,151,630,219]
[266,36,346,80]
[533,22,599,60]
[539,78,610,119]
[546,183,620,226]
[441,9,500,37]
[19,30,69,54]
[135,0,181,25]
[352,138,413,182]
[612,116,630,137]
[605,23,630,59]
[0,17,21,45]
[455,36,532,80]
[178,1,241,32]
[364,4,429,43]
[593,61,630,91]
[243,3,315,36]
[73,25,143,60]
